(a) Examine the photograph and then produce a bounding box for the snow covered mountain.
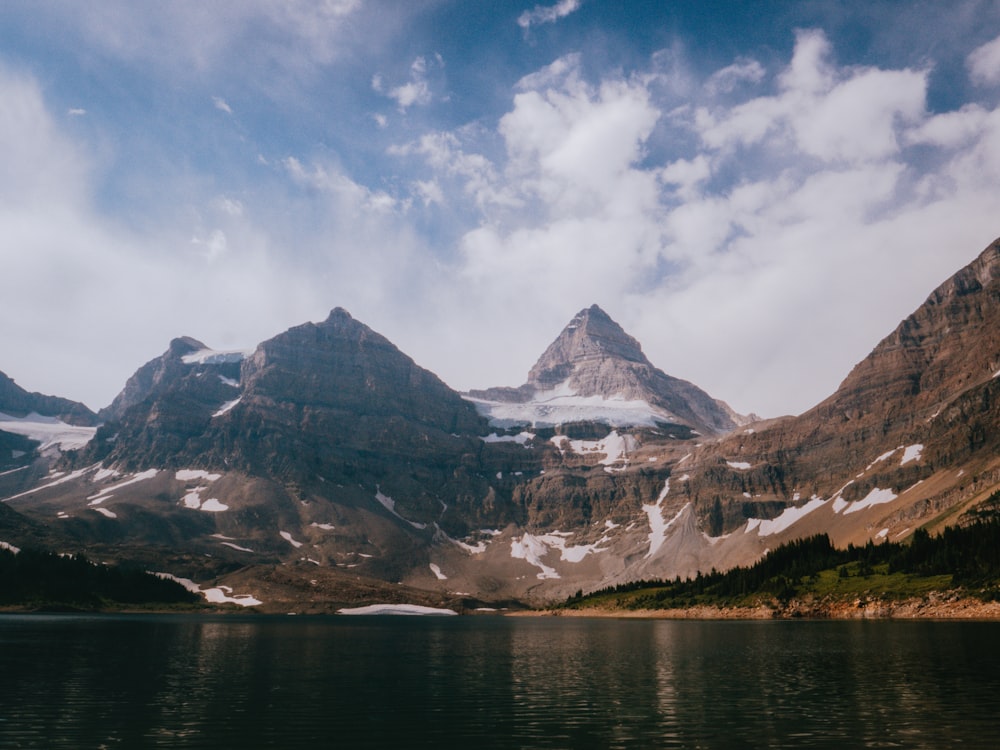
[0,239,998,612]
[467,304,748,435]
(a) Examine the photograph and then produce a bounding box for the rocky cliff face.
[679,238,1000,538]
[96,336,244,424]
[469,304,745,435]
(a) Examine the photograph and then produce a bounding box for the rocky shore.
[526,592,1000,620]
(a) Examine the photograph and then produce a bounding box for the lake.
[1,613,999,748]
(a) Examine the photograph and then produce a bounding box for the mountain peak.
[528,305,646,388]
[167,336,207,357]
[324,307,354,324]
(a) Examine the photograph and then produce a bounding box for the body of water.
[1,613,999,748]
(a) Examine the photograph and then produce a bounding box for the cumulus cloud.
[517,0,581,30]
[5,13,1000,421]
[392,29,1000,415]
[968,34,1000,86]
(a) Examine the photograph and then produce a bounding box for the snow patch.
[726,461,751,470]
[202,587,262,607]
[481,431,534,446]
[0,541,21,554]
[337,604,458,616]
[510,534,560,579]
[900,444,924,465]
[92,507,117,519]
[751,498,825,536]
[844,487,898,514]
[429,563,447,580]
[199,498,229,512]
[280,531,303,548]
[310,522,335,531]
[551,430,636,473]
[182,488,205,509]
[180,486,228,511]
[152,573,265,608]
[176,469,222,482]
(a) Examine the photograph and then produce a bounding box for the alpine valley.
[1,238,999,613]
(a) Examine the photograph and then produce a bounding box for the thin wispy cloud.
[518,0,582,30]
[212,96,233,114]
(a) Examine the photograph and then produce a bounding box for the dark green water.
[1,614,999,748]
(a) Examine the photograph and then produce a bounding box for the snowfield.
[181,347,251,365]
[466,380,675,428]
[0,412,97,451]
[337,604,458,616]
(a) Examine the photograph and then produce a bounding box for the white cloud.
[0,65,429,410]
[517,0,581,30]
[212,96,233,114]
[697,30,927,163]
[4,19,1000,424]
[40,0,362,72]
[374,55,441,112]
[968,34,1000,86]
[705,58,765,95]
[391,30,1000,416]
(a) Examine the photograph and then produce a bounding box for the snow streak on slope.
[643,480,690,559]
[745,497,825,536]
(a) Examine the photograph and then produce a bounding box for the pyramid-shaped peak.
[528,305,648,388]
[324,307,354,323]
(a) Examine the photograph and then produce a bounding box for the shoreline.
[514,594,1000,620]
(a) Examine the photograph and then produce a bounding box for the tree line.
[568,510,1000,608]
[0,547,200,609]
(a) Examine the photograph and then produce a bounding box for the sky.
[2,0,1000,418]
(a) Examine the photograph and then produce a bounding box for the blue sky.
[3,0,1000,417]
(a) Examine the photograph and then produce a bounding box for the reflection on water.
[1,614,999,748]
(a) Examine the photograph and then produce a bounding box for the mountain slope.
[681,238,1000,539]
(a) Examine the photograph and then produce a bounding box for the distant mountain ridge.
[0,370,96,426]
